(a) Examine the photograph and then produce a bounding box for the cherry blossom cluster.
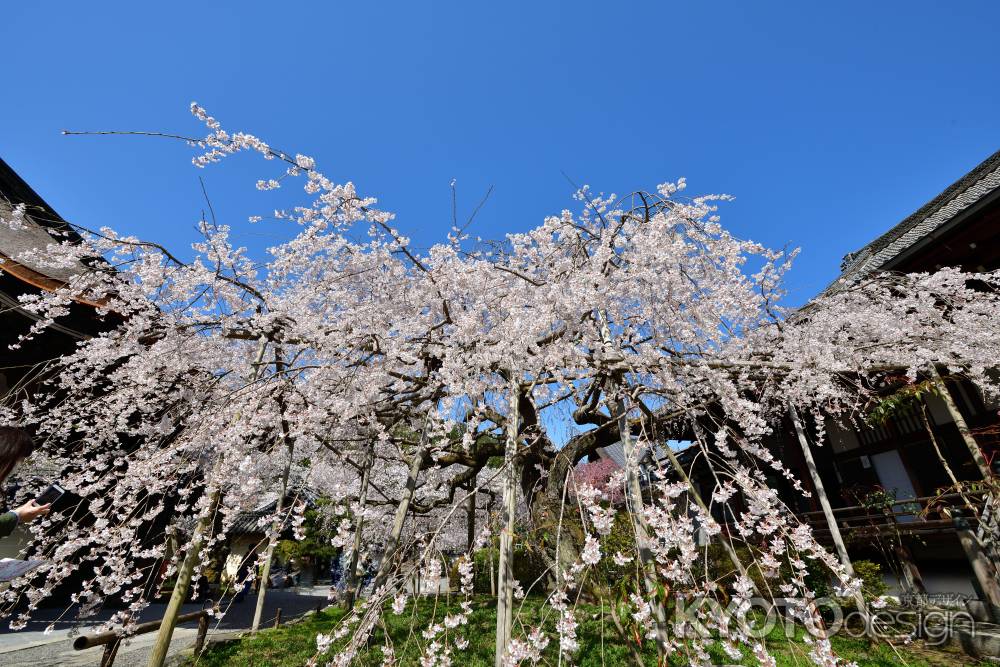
[1,102,997,666]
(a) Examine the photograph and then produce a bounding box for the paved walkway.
[0,586,331,666]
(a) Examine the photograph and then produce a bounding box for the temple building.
[797,148,1000,600]
[0,158,107,559]
[0,158,106,400]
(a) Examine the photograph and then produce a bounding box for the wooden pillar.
[149,337,270,667]
[595,309,669,655]
[614,390,670,655]
[894,542,926,596]
[789,404,870,622]
[489,518,496,598]
[684,418,769,601]
[100,639,122,667]
[193,614,209,655]
[930,368,1000,565]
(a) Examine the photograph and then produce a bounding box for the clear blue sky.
[3,1,998,304]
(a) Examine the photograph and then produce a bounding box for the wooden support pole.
[465,482,477,553]
[930,368,1000,564]
[612,390,670,655]
[788,404,870,621]
[148,338,270,667]
[930,367,992,480]
[77,610,212,652]
[252,350,295,632]
[489,538,496,597]
[487,494,496,597]
[147,491,219,667]
[194,614,209,656]
[100,639,121,667]
[789,404,855,575]
[954,510,1000,623]
[274,607,283,628]
[684,417,771,604]
[343,448,373,610]
[494,374,519,667]
[371,418,432,594]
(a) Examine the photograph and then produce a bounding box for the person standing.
[0,427,51,538]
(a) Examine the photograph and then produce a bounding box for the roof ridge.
[827,146,1000,293]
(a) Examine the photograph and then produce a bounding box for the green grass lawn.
[186,596,985,667]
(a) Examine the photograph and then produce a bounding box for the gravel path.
[0,587,331,666]
[1,627,201,666]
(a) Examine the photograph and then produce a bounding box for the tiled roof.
[229,501,280,535]
[829,148,1000,291]
[595,440,692,472]
[228,488,319,536]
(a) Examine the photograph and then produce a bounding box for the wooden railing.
[73,606,213,667]
[797,490,989,543]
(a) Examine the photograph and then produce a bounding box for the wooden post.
[495,375,519,667]
[193,614,209,655]
[894,542,926,596]
[489,542,496,597]
[594,310,673,654]
[930,368,1000,563]
[954,510,1000,623]
[488,495,496,597]
[982,494,1000,565]
[611,389,670,654]
[273,607,283,628]
[918,403,963,491]
[100,639,121,667]
[684,417,771,603]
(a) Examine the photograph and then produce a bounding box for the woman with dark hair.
[0,426,51,538]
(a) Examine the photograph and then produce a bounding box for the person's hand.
[13,500,50,524]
